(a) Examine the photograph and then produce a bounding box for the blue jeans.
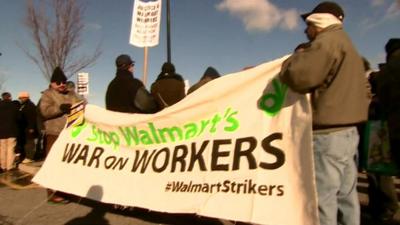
[313,127,360,225]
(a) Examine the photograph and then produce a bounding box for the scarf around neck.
[306,13,342,29]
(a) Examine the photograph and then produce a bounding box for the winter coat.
[151,73,186,110]
[187,67,220,94]
[0,100,19,138]
[106,69,158,113]
[377,54,400,139]
[19,99,39,138]
[280,24,370,129]
[187,77,214,94]
[39,88,81,135]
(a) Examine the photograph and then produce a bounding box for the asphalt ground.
[0,162,398,225]
[0,175,230,225]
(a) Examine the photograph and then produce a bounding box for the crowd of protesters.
[0,56,221,172]
[0,91,42,172]
[0,1,399,224]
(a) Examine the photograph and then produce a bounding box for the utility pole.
[166,0,171,63]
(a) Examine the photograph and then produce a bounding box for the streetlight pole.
[166,0,171,63]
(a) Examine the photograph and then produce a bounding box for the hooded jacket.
[150,63,186,110]
[187,67,221,94]
[0,99,19,138]
[377,54,400,139]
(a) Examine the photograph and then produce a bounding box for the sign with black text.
[130,0,162,47]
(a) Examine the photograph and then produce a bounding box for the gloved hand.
[59,103,72,114]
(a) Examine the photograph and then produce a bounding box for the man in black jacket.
[18,91,38,163]
[0,92,19,172]
[377,38,400,167]
[106,54,158,113]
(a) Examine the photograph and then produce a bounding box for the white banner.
[33,56,319,225]
[129,0,162,47]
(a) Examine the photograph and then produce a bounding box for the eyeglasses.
[56,81,66,85]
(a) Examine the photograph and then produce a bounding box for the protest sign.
[130,0,162,47]
[77,72,89,96]
[33,55,318,225]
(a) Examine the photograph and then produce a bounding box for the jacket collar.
[320,24,343,33]
[116,69,133,78]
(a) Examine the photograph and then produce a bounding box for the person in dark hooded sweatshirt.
[377,38,400,168]
[150,62,186,110]
[187,66,221,94]
[106,54,158,113]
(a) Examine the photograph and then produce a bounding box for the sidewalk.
[4,161,400,225]
[18,160,44,175]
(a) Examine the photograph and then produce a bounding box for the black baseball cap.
[301,1,345,21]
[115,54,135,68]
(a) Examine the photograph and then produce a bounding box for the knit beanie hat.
[385,38,400,57]
[161,62,176,76]
[201,67,221,80]
[50,67,67,83]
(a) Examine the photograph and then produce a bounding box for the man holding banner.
[106,54,158,114]
[39,67,82,203]
[280,2,370,225]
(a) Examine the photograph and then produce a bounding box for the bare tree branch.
[21,0,102,81]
